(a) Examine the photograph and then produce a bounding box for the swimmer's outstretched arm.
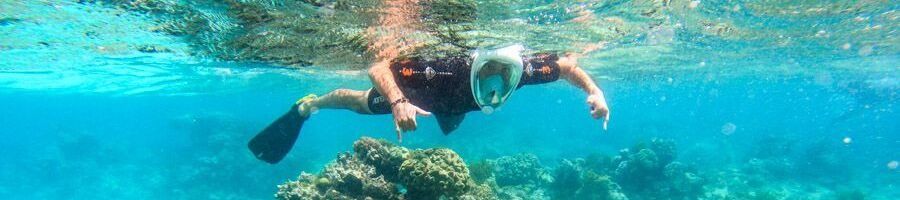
[369,60,431,143]
[557,54,611,130]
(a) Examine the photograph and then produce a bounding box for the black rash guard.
[367,53,561,134]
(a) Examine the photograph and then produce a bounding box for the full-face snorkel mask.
[470,45,525,114]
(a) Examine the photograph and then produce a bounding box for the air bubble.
[842,137,852,144]
[721,123,736,136]
[689,1,700,9]
[858,45,873,56]
[813,73,833,86]
[888,161,898,170]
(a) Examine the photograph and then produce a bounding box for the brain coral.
[399,148,471,199]
[493,153,550,187]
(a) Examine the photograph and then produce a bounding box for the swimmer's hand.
[392,101,431,143]
[587,93,610,130]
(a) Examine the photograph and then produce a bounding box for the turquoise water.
[1,1,898,199]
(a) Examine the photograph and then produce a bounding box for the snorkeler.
[249,44,610,164]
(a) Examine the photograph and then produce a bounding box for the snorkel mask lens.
[470,44,525,111]
[477,74,506,111]
[475,62,514,107]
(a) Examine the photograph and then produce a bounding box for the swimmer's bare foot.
[296,94,318,118]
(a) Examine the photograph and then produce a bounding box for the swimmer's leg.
[304,88,376,115]
[248,88,377,164]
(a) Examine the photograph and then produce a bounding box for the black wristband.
[390,98,409,107]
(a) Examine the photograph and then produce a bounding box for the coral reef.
[277,153,401,200]
[549,159,583,199]
[493,153,551,187]
[276,137,494,200]
[352,137,409,182]
[835,189,866,200]
[399,148,472,199]
[467,159,494,184]
[488,153,552,199]
[546,138,705,200]
[611,138,705,199]
[550,159,628,200]
[662,162,705,198]
[579,172,628,200]
[274,137,899,200]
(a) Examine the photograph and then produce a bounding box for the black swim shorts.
[366,88,392,114]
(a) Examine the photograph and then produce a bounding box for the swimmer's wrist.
[383,89,406,106]
[390,98,409,108]
[588,88,603,96]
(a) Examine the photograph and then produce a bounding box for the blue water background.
[1,1,898,199]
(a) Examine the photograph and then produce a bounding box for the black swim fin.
[248,103,307,164]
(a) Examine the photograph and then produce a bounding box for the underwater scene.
[0,0,898,199]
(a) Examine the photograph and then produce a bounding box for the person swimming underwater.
[248,45,611,163]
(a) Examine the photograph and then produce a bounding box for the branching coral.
[275,173,322,200]
[277,153,401,200]
[662,162,704,198]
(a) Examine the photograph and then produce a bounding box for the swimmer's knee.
[330,88,357,97]
[328,88,373,114]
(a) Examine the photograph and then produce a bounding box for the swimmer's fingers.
[593,106,609,130]
[590,107,603,119]
[393,116,404,142]
[603,109,610,131]
[392,103,431,143]
[587,95,607,119]
[395,125,403,143]
[407,105,430,132]
[394,116,412,142]
[415,107,432,117]
[586,94,610,131]
[399,116,413,132]
[406,110,417,132]
[406,108,418,131]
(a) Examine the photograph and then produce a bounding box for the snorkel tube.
[470,45,525,114]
